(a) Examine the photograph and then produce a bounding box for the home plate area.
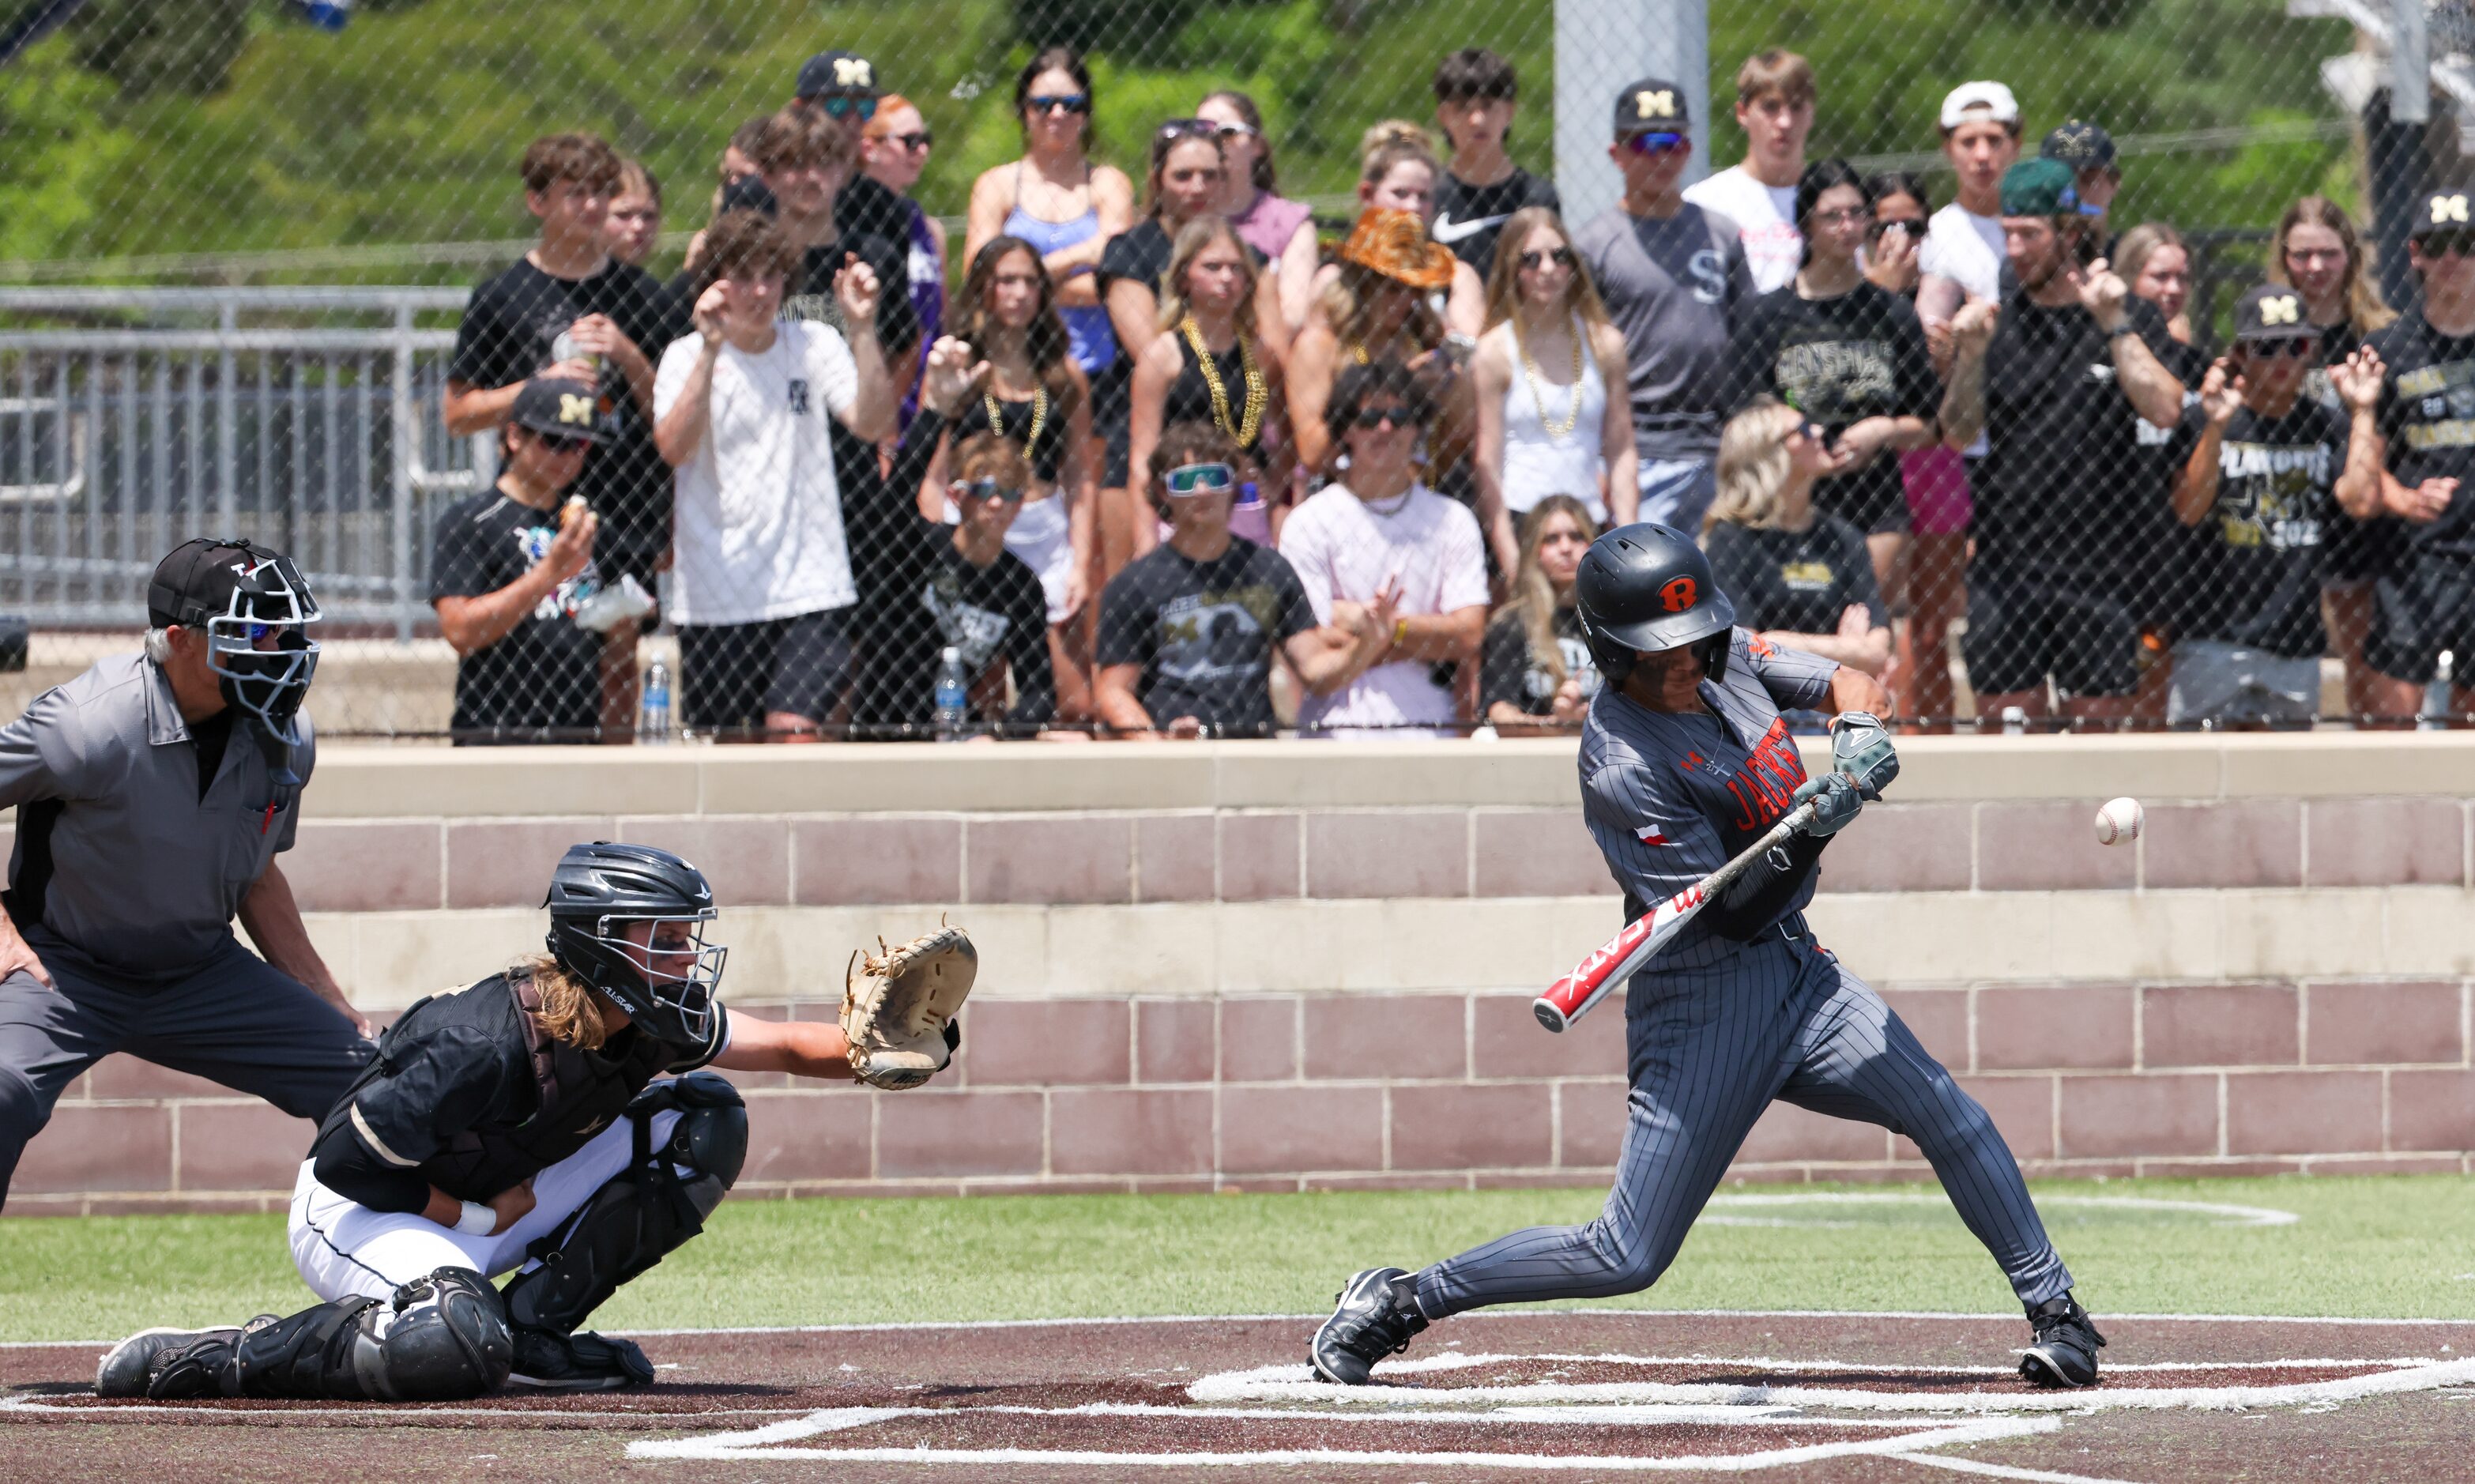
[11,1310,2475,1480]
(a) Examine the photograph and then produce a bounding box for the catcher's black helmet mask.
[544,842,726,1048]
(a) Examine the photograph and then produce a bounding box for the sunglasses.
[816,95,878,122]
[951,477,1026,503]
[2420,231,2475,258]
[1211,120,1261,140]
[1156,118,1219,142]
[1867,217,1924,241]
[1164,461,1236,495]
[2238,338,2315,360]
[1621,131,1690,156]
[881,130,932,151]
[1027,93,1091,115]
[1810,205,1869,228]
[533,432,593,454]
[1352,404,1422,429]
[1517,247,1577,271]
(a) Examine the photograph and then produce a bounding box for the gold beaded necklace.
[1179,315,1267,447]
[983,379,1047,450]
[1514,317,1584,440]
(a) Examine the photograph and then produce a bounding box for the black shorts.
[2323,512,2409,587]
[1961,569,2139,699]
[1089,358,1132,488]
[676,608,853,731]
[2364,556,2475,685]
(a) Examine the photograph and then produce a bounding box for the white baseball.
[2094,797,2144,846]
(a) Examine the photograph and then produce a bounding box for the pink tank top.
[1901,445,1972,536]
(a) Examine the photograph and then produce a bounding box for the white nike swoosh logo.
[1431,211,1509,246]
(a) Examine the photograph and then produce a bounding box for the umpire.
[0,537,373,1207]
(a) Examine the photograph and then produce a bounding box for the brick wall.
[9,739,2474,1215]
[14,977,2469,1215]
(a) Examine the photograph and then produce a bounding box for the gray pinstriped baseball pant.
[1414,925,2074,1318]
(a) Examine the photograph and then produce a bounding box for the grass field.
[6,1176,2471,1343]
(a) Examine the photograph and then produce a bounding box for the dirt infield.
[7,1309,2475,1481]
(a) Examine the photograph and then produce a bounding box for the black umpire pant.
[0,935,374,1207]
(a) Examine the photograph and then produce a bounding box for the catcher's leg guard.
[146,1267,510,1402]
[499,1072,746,1339]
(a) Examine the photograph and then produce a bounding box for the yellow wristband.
[1392,618,1411,649]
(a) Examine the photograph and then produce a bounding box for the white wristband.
[454,1200,495,1236]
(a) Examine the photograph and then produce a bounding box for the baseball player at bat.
[93,842,973,1402]
[1311,522,2104,1391]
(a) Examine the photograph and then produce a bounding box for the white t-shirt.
[653,321,861,627]
[1919,202,2006,305]
[1278,481,1490,737]
[1683,165,1802,293]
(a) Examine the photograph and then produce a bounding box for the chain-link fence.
[3,0,2470,737]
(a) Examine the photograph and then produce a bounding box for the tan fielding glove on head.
[842,923,976,1090]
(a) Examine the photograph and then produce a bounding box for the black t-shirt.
[1725,281,1937,529]
[836,173,913,250]
[1096,537,1315,736]
[788,232,921,356]
[844,409,1055,733]
[2127,336,2210,625]
[429,491,604,741]
[2371,311,2475,560]
[1480,605,1595,716]
[1975,292,2183,586]
[1704,513,1887,638]
[2162,398,2344,657]
[1433,165,1562,276]
[448,258,673,566]
[1098,218,1267,303]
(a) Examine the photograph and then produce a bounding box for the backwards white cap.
[1939,81,2021,130]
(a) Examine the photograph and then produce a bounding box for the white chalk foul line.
[1186,1354,2475,1414]
[624,1407,2059,1471]
[1898,1454,2149,1484]
[1356,1350,2424,1378]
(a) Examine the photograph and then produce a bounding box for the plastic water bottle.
[2000,705,2026,737]
[933,647,970,741]
[639,661,673,744]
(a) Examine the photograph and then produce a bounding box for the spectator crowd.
[434,41,2475,742]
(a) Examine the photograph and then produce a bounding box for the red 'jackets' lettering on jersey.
[1723,718,1807,832]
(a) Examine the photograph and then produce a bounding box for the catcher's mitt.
[842,923,976,1090]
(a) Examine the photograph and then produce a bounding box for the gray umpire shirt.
[1579,630,1837,974]
[0,653,313,986]
[1573,202,1756,464]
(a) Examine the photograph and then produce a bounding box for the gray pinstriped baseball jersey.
[1410,630,2074,1319]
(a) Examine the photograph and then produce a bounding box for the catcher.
[93,840,972,1400]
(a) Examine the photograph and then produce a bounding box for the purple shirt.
[1228,190,1312,264]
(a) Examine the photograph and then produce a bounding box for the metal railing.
[0,288,492,635]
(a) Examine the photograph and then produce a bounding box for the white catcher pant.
[288,1108,683,1304]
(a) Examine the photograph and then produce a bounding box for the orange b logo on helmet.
[1660,576,1697,612]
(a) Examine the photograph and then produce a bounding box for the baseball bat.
[1531,798,1821,1034]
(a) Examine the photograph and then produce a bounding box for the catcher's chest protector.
[346,974,678,1203]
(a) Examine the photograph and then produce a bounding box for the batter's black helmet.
[544,842,726,1050]
[1573,522,1736,686]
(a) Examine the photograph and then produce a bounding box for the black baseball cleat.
[97,1314,276,1399]
[2020,1293,2108,1388]
[96,1326,239,1399]
[507,1326,655,1391]
[1309,1267,1430,1385]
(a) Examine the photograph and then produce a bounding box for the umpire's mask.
[148,538,323,760]
[544,842,729,1049]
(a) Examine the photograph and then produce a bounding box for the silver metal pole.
[391,305,416,641]
[2395,0,2430,124]
[1555,0,1708,228]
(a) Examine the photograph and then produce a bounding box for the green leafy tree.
[70,0,254,97]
